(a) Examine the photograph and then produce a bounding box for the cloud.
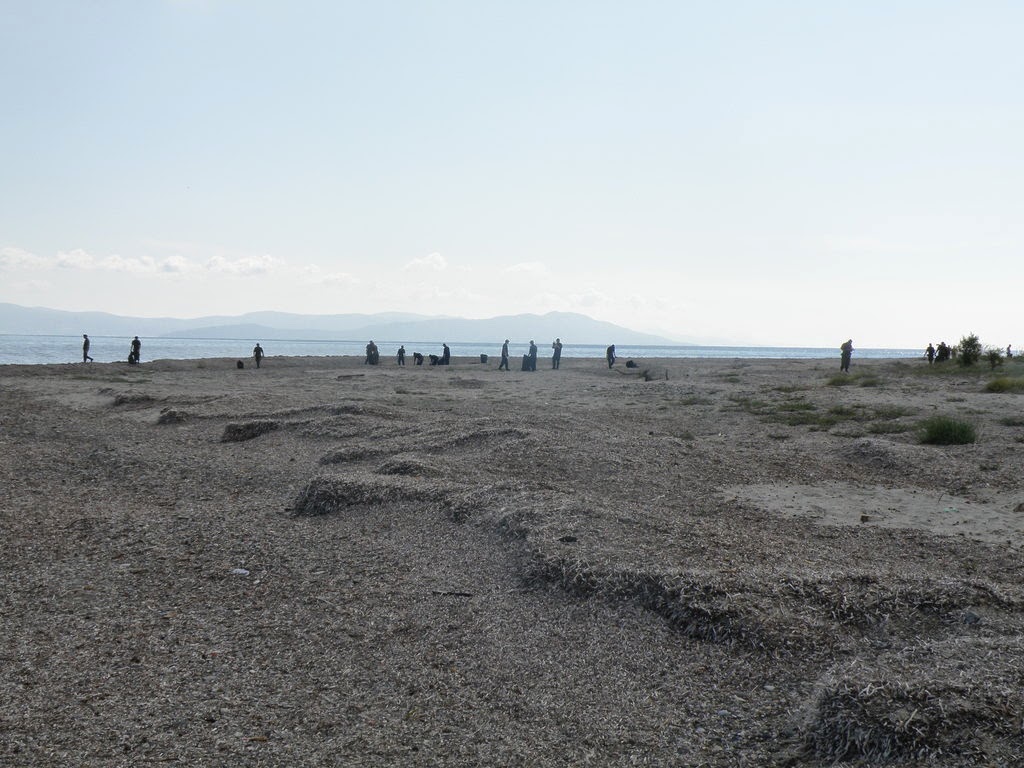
[0,247,50,270]
[402,252,447,272]
[206,253,284,276]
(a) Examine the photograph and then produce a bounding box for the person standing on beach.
[253,343,264,368]
[527,340,538,371]
[499,339,510,371]
[606,344,616,369]
[551,338,562,369]
[397,345,406,365]
[130,336,142,364]
[365,341,380,365]
[82,334,93,363]
[926,343,935,364]
[840,339,853,372]
[441,343,451,365]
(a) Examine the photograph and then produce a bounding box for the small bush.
[958,333,982,367]
[986,377,1024,393]
[985,348,1004,370]
[917,416,976,445]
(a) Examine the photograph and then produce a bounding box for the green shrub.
[918,415,977,445]
[958,333,982,366]
[985,348,1005,370]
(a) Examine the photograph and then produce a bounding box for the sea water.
[0,334,923,366]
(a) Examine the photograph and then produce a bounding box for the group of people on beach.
[81,334,142,364]
[79,334,625,371]
[923,342,1014,364]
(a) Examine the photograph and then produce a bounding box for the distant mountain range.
[0,303,679,345]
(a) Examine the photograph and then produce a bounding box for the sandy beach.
[2,354,1023,766]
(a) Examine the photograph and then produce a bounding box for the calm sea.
[0,334,923,366]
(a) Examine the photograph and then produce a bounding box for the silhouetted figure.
[926,343,935,364]
[429,354,440,366]
[840,339,853,372]
[499,339,510,371]
[365,341,379,365]
[82,334,93,363]
[237,360,245,369]
[527,340,538,371]
[441,343,450,366]
[936,341,950,363]
[397,345,405,365]
[606,344,616,369]
[552,338,562,369]
[130,336,141,364]
[413,352,424,365]
[1007,345,1013,359]
[253,343,264,368]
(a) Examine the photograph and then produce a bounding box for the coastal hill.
[0,303,678,345]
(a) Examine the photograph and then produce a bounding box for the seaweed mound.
[221,420,278,442]
[801,644,1024,763]
[290,475,435,516]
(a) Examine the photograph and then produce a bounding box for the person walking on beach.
[397,345,406,365]
[527,340,538,371]
[551,338,562,369]
[926,343,935,364]
[606,344,616,369]
[253,343,264,368]
[499,339,510,371]
[130,336,142,364]
[840,339,853,372]
[82,334,93,363]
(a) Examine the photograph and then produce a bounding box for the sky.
[1,1,1022,348]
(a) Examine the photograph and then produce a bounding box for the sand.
[2,354,1023,766]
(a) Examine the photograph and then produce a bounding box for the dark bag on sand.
[237,360,245,369]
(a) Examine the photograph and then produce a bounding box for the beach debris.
[157,408,187,425]
[221,420,278,442]
[230,567,250,576]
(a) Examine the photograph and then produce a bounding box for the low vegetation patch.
[827,373,880,387]
[985,376,1024,393]
[917,415,976,445]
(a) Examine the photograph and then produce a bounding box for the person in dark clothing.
[499,339,510,371]
[397,345,405,365]
[365,341,380,365]
[925,343,935,364]
[527,340,538,371]
[130,336,142,364]
[413,352,424,365]
[82,334,93,363]
[551,338,562,369]
[840,339,853,372]
[606,344,616,369]
[441,343,451,365]
[253,343,264,368]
